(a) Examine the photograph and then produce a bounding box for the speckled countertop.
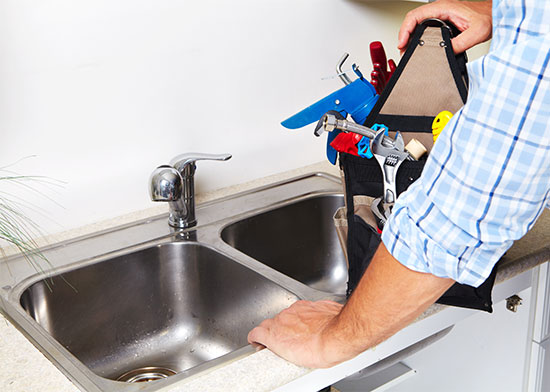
[1,160,549,392]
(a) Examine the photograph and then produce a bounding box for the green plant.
[0,158,62,275]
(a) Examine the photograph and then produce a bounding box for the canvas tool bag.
[336,20,497,312]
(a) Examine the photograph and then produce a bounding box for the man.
[248,0,550,369]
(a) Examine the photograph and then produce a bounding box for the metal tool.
[368,130,410,231]
[336,53,354,86]
[319,113,398,150]
[370,129,410,205]
[371,196,391,232]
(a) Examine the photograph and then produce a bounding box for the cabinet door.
[526,263,550,391]
[539,339,550,391]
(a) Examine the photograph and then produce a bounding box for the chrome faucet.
[149,153,232,228]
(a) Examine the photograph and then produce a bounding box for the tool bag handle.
[364,19,468,149]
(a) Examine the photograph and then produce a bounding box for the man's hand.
[398,0,493,54]
[248,244,454,369]
[247,300,343,368]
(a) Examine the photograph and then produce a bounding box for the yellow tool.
[432,111,453,143]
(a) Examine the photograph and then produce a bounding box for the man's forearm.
[320,243,455,365]
[248,242,455,368]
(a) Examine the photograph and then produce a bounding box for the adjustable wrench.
[371,129,410,205]
[370,129,410,230]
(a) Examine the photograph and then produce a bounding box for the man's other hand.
[398,0,493,54]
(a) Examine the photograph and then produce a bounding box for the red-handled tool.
[372,64,386,86]
[370,42,388,72]
[369,41,396,94]
[388,59,397,74]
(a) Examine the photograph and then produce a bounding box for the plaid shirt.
[382,0,550,287]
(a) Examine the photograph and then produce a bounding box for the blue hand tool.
[281,56,378,164]
[357,124,389,159]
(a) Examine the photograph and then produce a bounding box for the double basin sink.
[0,173,346,391]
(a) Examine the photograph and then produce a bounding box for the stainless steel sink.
[20,242,297,382]
[221,194,347,295]
[0,173,344,391]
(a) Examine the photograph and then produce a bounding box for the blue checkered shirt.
[382,0,550,287]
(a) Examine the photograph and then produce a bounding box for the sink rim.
[219,191,344,231]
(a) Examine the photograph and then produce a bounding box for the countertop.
[1,160,549,392]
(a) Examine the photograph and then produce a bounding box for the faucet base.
[168,215,197,229]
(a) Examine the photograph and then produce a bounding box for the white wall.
[0,0,417,236]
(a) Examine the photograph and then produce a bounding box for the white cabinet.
[384,287,533,392]
[331,280,534,391]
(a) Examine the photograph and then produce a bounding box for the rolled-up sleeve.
[382,3,550,287]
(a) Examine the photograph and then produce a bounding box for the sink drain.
[117,366,177,383]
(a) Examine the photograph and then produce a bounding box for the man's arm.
[398,0,493,54]
[247,243,454,368]
[249,0,550,370]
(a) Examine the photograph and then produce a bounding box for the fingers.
[250,342,266,352]
[398,3,448,51]
[247,300,342,346]
[450,21,491,54]
[451,32,474,54]
[398,0,492,54]
[247,319,271,346]
[397,13,421,51]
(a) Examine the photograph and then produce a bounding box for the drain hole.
[117,366,177,383]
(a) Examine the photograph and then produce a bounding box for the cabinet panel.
[385,287,532,392]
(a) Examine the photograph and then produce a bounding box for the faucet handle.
[170,153,232,173]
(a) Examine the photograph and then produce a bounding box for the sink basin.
[221,194,347,295]
[20,242,298,382]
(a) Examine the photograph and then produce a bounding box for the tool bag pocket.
[338,20,497,312]
[340,153,425,297]
[333,206,349,267]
